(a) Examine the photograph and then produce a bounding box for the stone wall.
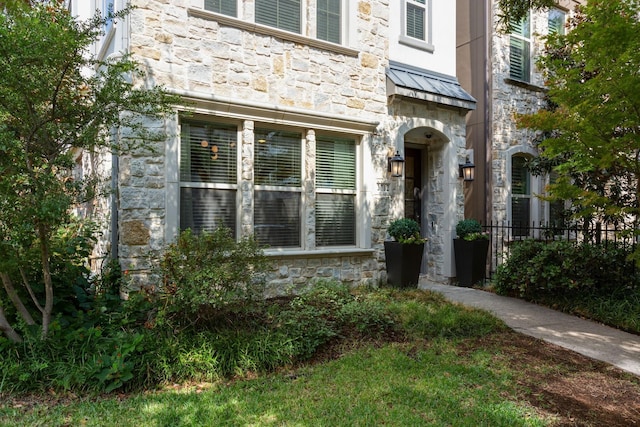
[489,3,555,223]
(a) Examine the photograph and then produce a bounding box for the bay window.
[179,119,360,250]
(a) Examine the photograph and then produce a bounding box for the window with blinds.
[255,0,301,34]
[548,9,565,35]
[254,128,302,248]
[204,0,237,17]
[509,14,531,82]
[511,155,531,236]
[316,137,356,246]
[405,0,427,41]
[180,121,238,236]
[317,0,341,44]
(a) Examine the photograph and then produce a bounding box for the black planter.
[384,241,425,288]
[453,238,489,287]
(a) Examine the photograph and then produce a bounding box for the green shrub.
[387,218,423,243]
[456,219,482,240]
[157,228,270,329]
[494,240,639,299]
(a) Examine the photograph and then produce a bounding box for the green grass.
[0,288,553,426]
[0,343,549,427]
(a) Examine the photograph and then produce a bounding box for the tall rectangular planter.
[384,241,425,288]
[453,239,489,287]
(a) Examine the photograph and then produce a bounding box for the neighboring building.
[457,0,583,230]
[72,0,475,289]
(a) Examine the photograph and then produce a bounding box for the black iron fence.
[482,221,637,280]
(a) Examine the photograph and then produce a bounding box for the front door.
[404,148,422,224]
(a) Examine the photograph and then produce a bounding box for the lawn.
[2,289,639,426]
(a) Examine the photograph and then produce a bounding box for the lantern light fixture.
[459,156,475,182]
[388,151,405,178]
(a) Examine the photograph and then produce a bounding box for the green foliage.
[494,240,640,299]
[517,1,640,252]
[496,0,557,32]
[157,228,270,329]
[456,219,483,240]
[387,218,424,244]
[0,1,179,340]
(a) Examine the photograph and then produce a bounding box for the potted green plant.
[384,218,426,288]
[454,219,489,287]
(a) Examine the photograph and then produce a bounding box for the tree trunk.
[0,304,22,343]
[0,271,36,325]
[38,224,53,338]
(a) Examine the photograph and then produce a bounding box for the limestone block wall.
[489,3,554,223]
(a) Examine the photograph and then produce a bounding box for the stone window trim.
[504,77,547,93]
[187,3,358,57]
[399,0,434,53]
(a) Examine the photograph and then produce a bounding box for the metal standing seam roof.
[386,61,476,110]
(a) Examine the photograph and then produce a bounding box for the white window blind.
[317,0,341,43]
[254,128,302,248]
[180,121,238,236]
[316,137,356,246]
[510,15,531,82]
[255,0,301,34]
[204,0,237,17]
[254,129,301,187]
[406,0,426,41]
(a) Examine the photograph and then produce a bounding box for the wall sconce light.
[459,157,475,181]
[388,151,405,177]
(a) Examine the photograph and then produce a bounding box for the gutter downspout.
[110,127,119,261]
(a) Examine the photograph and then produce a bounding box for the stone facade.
[77,0,472,289]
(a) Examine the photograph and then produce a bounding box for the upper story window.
[400,0,433,52]
[317,0,341,43]
[509,13,531,82]
[548,8,566,35]
[255,0,301,34]
[204,0,237,17]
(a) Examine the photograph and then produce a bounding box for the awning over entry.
[386,61,476,111]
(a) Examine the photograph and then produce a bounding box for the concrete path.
[421,281,640,377]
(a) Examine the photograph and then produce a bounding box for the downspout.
[110,127,119,261]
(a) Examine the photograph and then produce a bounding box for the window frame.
[177,117,363,251]
[315,135,358,247]
[178,120,242,238]
[509,13,532,83]
[399,0,434,52]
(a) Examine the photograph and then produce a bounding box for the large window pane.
[316,138,355,189]
[254,191,301,247]
[406,0,426,41]
[180,188,236,234]
[180,122,237,184]
[254,129,301,187]
[316,137,356,247]
[180,121,237,236]
[316,194,355,246]
[255,0,301,33]
[317,0,341,43]
[509,15,531,82]
[511,155,531,237]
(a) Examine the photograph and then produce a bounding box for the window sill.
[399,35,434,53]
[504,78,547,93]
[265,248,375,258]
[187,8,359,57]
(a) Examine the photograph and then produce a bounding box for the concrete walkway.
[421,281,640,377]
